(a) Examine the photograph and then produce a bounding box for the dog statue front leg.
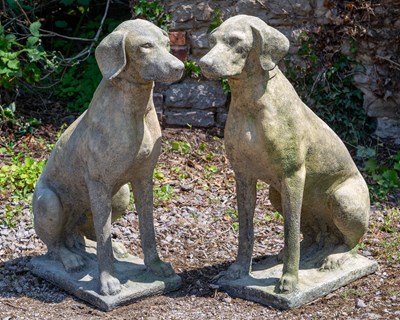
[278,166,305,293]
[132,174,174,278]
[88,181,121,296]
[226,173,257,280]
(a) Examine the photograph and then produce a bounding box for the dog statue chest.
[135,123,161,162]
[225,111,275,174]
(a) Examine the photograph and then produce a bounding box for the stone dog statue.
[199,15,370,293]
[33,19,184,296]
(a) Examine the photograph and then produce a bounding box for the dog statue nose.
[198,57,214,79]
[198,57,208,70]
[167,59,184,81]
[173,60,185,72]
[172,60,184,77]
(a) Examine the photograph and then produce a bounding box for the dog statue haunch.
[199,15,370,293]
[33,19,184,296]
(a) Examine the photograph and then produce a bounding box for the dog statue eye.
[141,43,154,48]
[227,38,240,46]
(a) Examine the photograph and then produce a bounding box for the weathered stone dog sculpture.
[199,15,370,293]
[33,19,184,296]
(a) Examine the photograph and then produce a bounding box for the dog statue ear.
[251,23,290,71]
[95,30,128,80]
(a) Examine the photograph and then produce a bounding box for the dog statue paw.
[278,272,298,294]
[224,262,250,280]
[99,272,121,296]
[146,258,175,278]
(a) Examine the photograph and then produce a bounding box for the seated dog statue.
[33,19,184,296]
[199,15,370,293]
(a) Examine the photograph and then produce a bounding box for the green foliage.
[53,14,121,112]
[184,60,201,78]
[0,102,17,128]
[0,148,46,200]
[170,166,189,180]
[153,184,174,205]
[264,211,284,223]
[0,21,57,89]
[256,180,267,190]
[1,102,42,138]
[204,164,218,178]
[183,61,230,94]
[1,1,129,113]
[1,203,26,228]
[220,78,231,94]
[207,9,223,33]
[170,141,191,154]
[356,146,377,159]
[362,150,400,200]
[284,31,374,144]
[153,168,165,181]
[56,55,102,112]
[376,207,400,263]
[132,0,171,31]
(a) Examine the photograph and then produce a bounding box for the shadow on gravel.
[0,256,71,304]
[0,254,278,308]
[166,255,281,299]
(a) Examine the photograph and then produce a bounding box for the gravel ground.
[0,128,399,319]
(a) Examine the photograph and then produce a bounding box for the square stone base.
[30,241,181,311]
[217,254,378,309]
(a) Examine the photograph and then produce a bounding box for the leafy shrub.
[207,9,223,33]
[0,21,57,89]
[361,149,400,200]
[184,60,201,78]
[284,31,374,144]
[0,149,46,200]
[56,55,102,112]
[132,0,171,31]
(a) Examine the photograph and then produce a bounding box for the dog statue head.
[199,15,290,79]
[95,19,184,83]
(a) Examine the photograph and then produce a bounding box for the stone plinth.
[217,254,378,309]
[31,241,181,311]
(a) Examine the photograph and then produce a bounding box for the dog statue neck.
[95,78,155,115]
[110,77,154,95]
[229,66,277,103]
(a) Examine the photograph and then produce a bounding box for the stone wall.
[154,1,400,139]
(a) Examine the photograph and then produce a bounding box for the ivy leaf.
[7,59,19,70]
[6,0,18,9]
[26,36,39,48]
[364,158,378,174]
[382,169,400,186]
[26,48,44,62]
[356,146,376,159]
[29,21,41,37]
[135,7,143,16]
